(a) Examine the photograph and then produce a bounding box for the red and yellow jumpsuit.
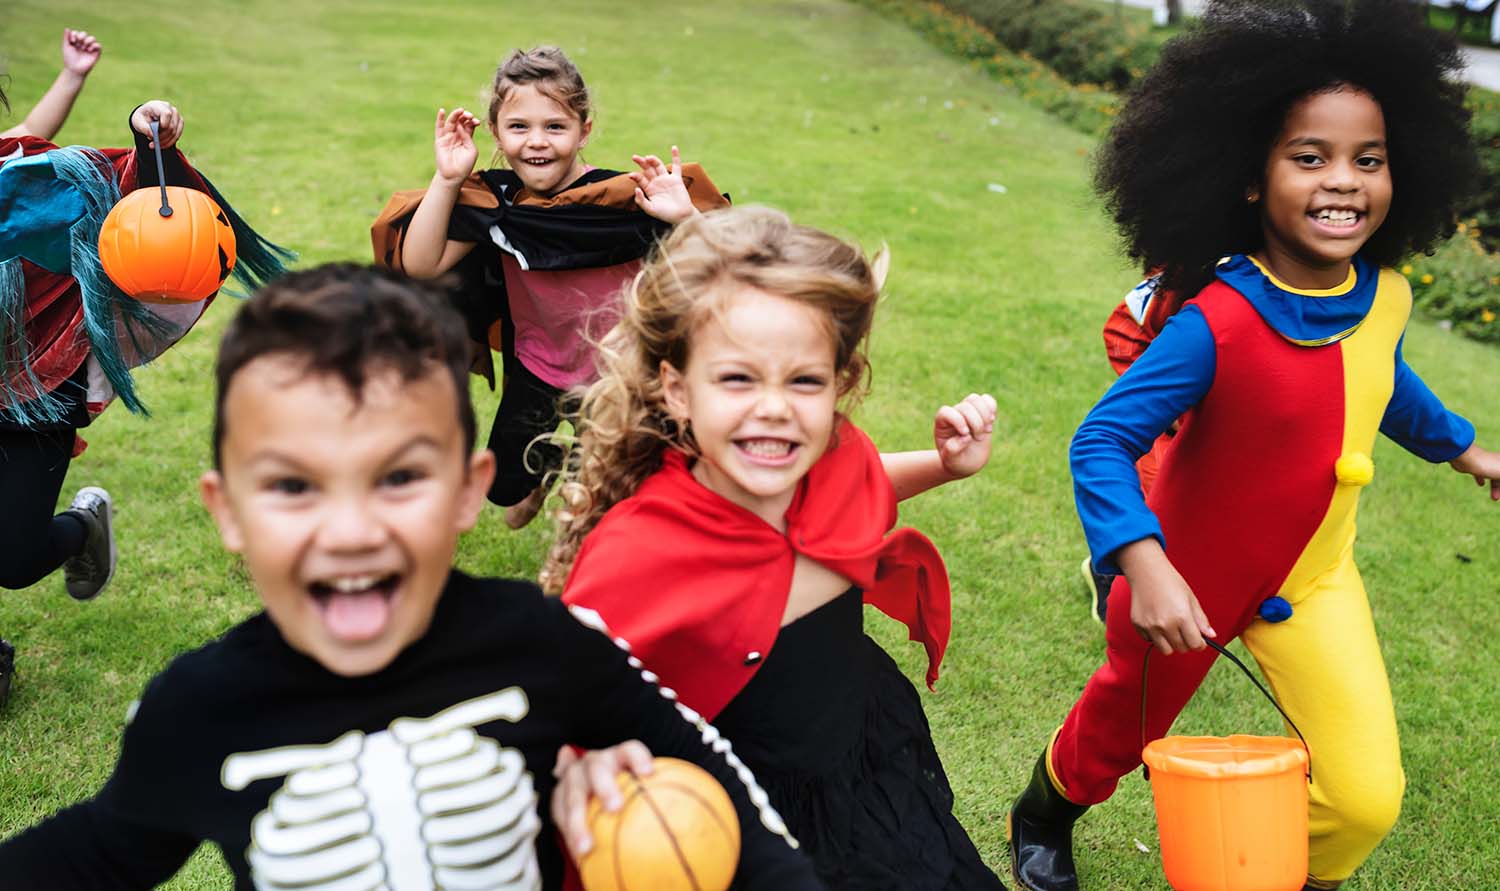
[1060,254,1475,887]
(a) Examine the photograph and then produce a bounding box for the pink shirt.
[499,256,637,389]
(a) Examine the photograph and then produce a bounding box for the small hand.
[550,741,655,859]
[61,29,102,77]
[1118,539,1216,655]
[1449,443,1500,502]
[130,100,182,148]
[434,107,480,185]
[630,146,696,224]
[934,393,998,479]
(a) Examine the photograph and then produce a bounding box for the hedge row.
[855,0,1500,343]
[934,0,1160,90]
[849,0,1119,136]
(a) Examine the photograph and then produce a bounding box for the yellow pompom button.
[1335,452,1375,487]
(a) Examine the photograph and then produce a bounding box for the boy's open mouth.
[735,437,799,466]
[308,573,401,642]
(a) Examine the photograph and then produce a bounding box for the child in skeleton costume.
[545,207,1004,890]
[0,265,823,891]
[1007,3,1500,891]
[372,46,728,530]
[0,82,288,707]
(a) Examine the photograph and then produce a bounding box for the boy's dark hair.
[1096,0,1479,302]
[212,264,476,468]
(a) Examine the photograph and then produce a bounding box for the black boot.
[1008,750,1089,891]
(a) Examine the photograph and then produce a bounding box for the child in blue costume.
[1008,2,1500,890]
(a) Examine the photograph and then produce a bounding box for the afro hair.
[1095,0,1480,301]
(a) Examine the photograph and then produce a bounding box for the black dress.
[713,587,1006,890]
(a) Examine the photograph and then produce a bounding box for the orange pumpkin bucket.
[1140,640,1311,891]
[98,120,236,303]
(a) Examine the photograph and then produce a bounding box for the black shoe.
[1079,557,1111,625]
[62,486,116,601]
[1008,750,1089,891]
[0,639,14,711]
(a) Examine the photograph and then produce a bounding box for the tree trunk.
[1165,0,1183,25]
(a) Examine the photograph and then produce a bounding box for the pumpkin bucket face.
[98,186,237,304]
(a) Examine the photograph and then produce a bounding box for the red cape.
[562,420,951,720]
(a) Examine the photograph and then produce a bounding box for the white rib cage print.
[565,604,800,850]
[220,688,542,891]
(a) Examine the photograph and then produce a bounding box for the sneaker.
[1079,556,1111,626]
[0,639,14,711]
[62,486,116,601]
[503,484,548,530]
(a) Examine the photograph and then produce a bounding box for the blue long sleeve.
[1071,306,1217,575]
[1379,337,1475,462]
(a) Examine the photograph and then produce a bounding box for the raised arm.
[881,392,997,500]
[1,29,102,140]
[402,107,481,278]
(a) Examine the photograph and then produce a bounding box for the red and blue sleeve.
[1379,336,1475,463]
[1071,305,1216,575]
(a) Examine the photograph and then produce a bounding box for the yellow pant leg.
[1240,555,1404,887]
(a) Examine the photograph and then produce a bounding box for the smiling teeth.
[329,575,380,593]
[740,439,792,457]
[1315,209,1358,226]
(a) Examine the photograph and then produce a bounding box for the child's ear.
[579,117,592,149]
[456,448,497,532]
[659,359,689,421]
[199,470,245,553]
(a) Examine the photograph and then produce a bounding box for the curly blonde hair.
[539,206,887,594]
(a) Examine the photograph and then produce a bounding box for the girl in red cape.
[544,206,1004,890]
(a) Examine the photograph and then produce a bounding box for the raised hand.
[130,100,182,148]
[630,145,696,224]
[61,29,102,77]
[434,107,480,185]
[934,392,998,480]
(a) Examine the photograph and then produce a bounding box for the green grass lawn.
[3,1,1498,888]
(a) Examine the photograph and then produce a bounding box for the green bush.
[859,0,1500,346]
[1406,226,1500,344]
[1463,88,1500,252]
[849,0,1119,136]
[937,0,1157,90]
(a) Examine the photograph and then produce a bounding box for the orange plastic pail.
[1143,734,1308,891]
[1138,640,1312,891]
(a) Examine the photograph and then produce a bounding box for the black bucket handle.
[150,120,172,218]
[1140,638,1311,783]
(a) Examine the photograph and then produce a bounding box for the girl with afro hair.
[1008,2,1500,890]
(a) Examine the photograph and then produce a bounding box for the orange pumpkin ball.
[578,757,741,891]
[98,186,237,303]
